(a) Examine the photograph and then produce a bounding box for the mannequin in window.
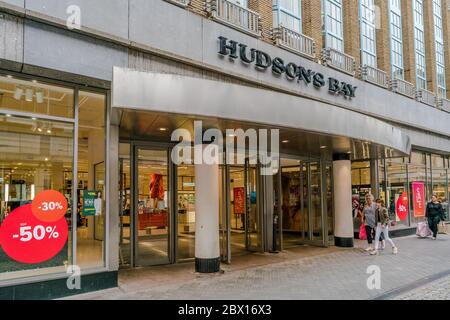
[149,174,165,210]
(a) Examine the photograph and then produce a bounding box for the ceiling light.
[25,88,34,102]
[47,129,52,134]
[282,140,289,143]
[36,91,44,104]
[38,128,42,132]
[44,158,49,162]
[6,75,13,79]
[31,117,37,120]
[32,80,38,84]
[14,87,23,100]
[6,114,11,117]
[320,146,327,149]
[159,128,168,132]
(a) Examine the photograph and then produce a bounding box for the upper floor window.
[388,0,404,79]
[323,0,344,52]
[433,0,446,98]
[229,0,248,6]
[273,0,302,33]
[413,0,427,90]
[359,0,377,67]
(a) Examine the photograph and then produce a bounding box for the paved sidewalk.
[392,274,450,300]
[65,234,450,300]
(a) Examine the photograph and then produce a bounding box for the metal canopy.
[112,68,411,159]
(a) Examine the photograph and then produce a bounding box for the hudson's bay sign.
[218,36,357,99]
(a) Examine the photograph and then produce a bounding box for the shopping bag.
[438,222,448,234]
[416,221,432,238]
[359,224,367,240]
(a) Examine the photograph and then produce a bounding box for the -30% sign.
[32,190,68,222]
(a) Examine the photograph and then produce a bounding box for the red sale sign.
[0,204,68,264]
[31,190,68,222]
[412,182,426,218]
[396,192,409,221]
[234,187,245,215]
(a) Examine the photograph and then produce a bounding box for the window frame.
[388,0,404,79]
[273,0,303,33]
[323,0,344,52]
[359,0,377,67]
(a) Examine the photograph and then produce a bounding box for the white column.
[194,146,220,273]
[333,154,354,247]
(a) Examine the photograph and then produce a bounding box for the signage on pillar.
[412,182,426,218]
[0,190,69,264]
[395,192,409,221]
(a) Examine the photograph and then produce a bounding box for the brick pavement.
[65,234,450,300]
[392,275,450,300]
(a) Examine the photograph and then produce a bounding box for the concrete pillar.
[333,154,354,247]
[194,145,220,273]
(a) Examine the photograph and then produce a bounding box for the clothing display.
[149,174,165,200]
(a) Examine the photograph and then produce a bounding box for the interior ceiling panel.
[118,109,405,161]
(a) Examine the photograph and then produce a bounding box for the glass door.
[245,159,263,252]
[133,146,171,266]
[219,165,231,263]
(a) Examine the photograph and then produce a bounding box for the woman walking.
[426,195,445,240]
[371,199,398,255]
[362,194,379,251]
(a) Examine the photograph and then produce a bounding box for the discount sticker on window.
[0,190,69,264]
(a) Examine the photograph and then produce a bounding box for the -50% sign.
[18,225,60,242]
[0,189,69,264]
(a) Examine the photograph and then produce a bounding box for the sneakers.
[392,247,398,255]
[381,240,386,250]
[432,236,437,240]
[364,247,373,252]
[370,250,379,255]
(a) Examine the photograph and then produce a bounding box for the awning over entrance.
[112,67,411,157]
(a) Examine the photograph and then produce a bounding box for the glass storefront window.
[119,143,131,267]
[177,165,195,260]
[76,91,106,269]
[0,113,74,281]
[385,159,409,228]
[352,161,371,207]
[409,164,427,226]
[0,75,74,118]
[0,75,107,284]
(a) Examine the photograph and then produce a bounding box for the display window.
[0,75,107,283]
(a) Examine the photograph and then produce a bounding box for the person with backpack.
[426,194,445,240]
[371,199,398,255]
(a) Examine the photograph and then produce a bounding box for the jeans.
[374,223,395,250]
[428,216,440,238]
[365,225,384,244]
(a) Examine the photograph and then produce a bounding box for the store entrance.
[133,146,171,267]
[275,158,333,249]
[222,159,264,262]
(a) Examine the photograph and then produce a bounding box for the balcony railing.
[164,0,191,7]
[321,48,356,76]
[390,77,416,99]
[416,89,437,107]
[205,0,261,37]
[437,98,450,113]
[360,65,389,89]
[272,25,316,60]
